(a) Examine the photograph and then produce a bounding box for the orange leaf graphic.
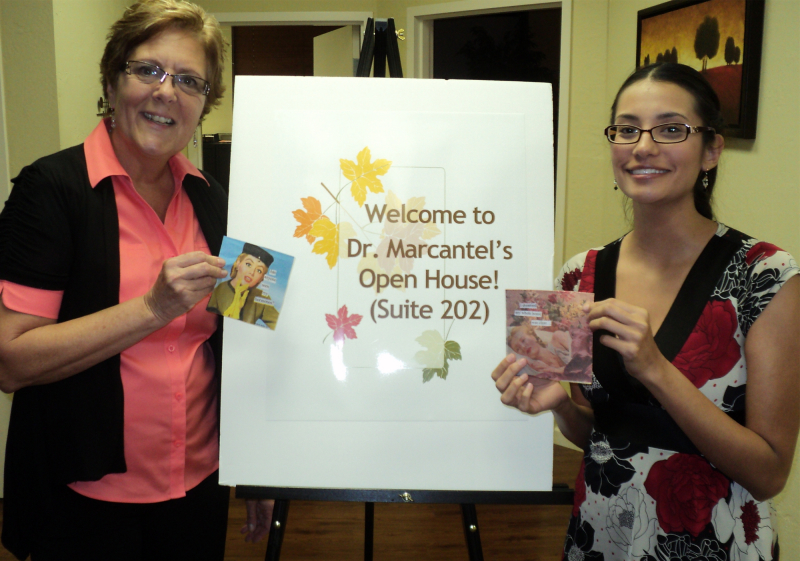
[340,147,392,207]
[292,197,324,244]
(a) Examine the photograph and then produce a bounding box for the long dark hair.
[610,63,724,219]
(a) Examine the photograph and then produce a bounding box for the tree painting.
[724,37,741,65]
[638,0,755,136]
[694,15,720,71]
[655,47,678,64]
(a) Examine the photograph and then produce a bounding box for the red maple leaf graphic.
[325,305,363,345]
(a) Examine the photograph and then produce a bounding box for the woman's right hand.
[144,252,228,324]
[491,354,569,415]
[0,252,228,391]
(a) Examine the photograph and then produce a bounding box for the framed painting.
[637,0,765,139]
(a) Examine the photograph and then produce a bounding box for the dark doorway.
[204,25,345,185]
[433,9,561,181]
[232,25,344,77]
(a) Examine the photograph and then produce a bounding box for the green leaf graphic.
[438,360,450,380]
[444,340,462,361]
[416,331,462,383]
[422,368,438,383]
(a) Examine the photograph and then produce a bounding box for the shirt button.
[174,441,182,448]
[168,345,175,352]
[175,393,183,401]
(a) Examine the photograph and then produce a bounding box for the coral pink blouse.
[0,121,219,502]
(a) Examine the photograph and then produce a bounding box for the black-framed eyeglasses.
[124,61,210,96]
[604,123,715,144]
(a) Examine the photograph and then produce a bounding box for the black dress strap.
[591,240,652,404]
[591,230,746,453]
[654,231,743,361]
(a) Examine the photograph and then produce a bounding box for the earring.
[613,179,618,191]
[193,130,198,148]
[111,115,115,130]
[702,170,709,190]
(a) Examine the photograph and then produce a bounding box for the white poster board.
[219,76,555,492]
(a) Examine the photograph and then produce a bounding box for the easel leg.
[364,502,375,561]
[264,499,290,561]
[461,503,484,561]
[373,22,387,77]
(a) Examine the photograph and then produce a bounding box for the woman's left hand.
[585,298,667,382]
[241,499,274,543]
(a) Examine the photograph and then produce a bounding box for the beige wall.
[0,0,61,180]
[0,3,9,204]
[52,0,129,150]
[198,0,376,12]
[561,0,626,261]
[200,23,232,135]
[0,0,62,498]
[0,0,127,177]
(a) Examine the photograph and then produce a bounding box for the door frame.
[406,0,572,271]
[196,11,373,169]
[211,12,372,79]
[212,11,372,33]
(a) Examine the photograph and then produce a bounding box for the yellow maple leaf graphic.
[376,191,442,275]
[337,222,357,260]
[292,197,324,244]
[309,217,339,268]
[340,147,392,207]
[309,217,355,269]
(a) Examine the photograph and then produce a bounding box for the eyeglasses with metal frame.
[604,123,715,144]
[124,61,210,96]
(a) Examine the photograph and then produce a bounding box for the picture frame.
[636,0,765,139]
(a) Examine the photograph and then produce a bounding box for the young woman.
[492,63,799,560]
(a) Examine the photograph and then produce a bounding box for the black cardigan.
[0,145,227,560]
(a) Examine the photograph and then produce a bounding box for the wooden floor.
[0,446,582,561]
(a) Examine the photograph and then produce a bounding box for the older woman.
[0,1,269,559]
[493,63,799,559]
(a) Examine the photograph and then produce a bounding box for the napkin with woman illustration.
[207,237,293,329]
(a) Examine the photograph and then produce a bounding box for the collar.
[84,118,208,189]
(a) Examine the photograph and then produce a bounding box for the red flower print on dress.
[745,242,780,265]
[561,268,582,291]
[644,454,729,537]
[578,250,598,294]
[673,299,741,388]
[740,500,760,545]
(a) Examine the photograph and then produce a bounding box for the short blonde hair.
[100,0,226,118]
[230,253,266,281]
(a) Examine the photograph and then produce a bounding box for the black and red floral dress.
[557,224,798,561]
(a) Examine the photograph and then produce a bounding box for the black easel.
[238,18,572,561]
[238,484,574,561]
[356,18,403,78]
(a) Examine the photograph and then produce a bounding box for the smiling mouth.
[143,112,175,125]
[628,168,667,176]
